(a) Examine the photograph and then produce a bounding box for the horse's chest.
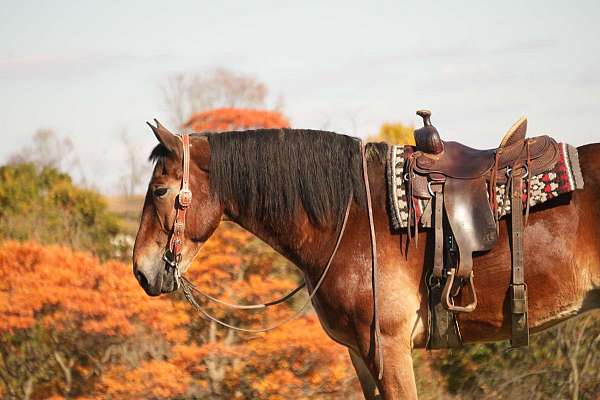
[309,287,356,347]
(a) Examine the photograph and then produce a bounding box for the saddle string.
[175,193,353,333]
[524,140,532,225]
[490,148,501,224]
[406,154,418,248]
[490,139,532,227]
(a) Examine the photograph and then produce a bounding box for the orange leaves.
[251,370,303,399]
[0,240,201,399]
[184,108,290,133]
[0,224,358,397]
[0,241,188,337]
[99,361,191,399]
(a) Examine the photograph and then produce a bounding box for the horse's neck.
[226,151,388,279]
[230,211,340,277]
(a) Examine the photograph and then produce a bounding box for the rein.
[165,133,384,377]
[178,196,352,333]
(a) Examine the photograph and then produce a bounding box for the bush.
[432,314,600,399]
[0,164,121,259]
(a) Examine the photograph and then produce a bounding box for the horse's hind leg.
[349,349,380,399]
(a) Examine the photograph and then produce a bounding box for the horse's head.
[132,121,222,296]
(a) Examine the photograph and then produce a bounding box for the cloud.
[573,65,600,87]
[492,37,559,55]
[0,50,167,79]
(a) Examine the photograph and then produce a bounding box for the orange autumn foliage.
[99,361,191,399]
[0,235,358,398]
[0,241,188,339]
[184,108,290,132]
[0,241,201,399]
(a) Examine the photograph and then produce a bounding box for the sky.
[1,0,599,192]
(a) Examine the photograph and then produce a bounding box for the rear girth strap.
[510,168,529,347]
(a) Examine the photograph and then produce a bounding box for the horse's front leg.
[354,324,418,399]
[349,349,380,399]
[376,335,418,400]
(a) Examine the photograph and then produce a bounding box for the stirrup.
[442,268,477,313]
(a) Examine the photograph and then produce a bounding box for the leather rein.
[164,133,384,378]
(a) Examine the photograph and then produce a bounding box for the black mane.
[149,129,388,231]
[206,129,386,230]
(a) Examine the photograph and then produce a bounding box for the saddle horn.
[414,109,444,155]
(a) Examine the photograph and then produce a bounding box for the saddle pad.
[387,143,584,230]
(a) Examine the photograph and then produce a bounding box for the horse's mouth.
[160,268,179,294]
[134,262,178,296]
[133,252,193,296]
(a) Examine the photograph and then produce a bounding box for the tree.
[118,130,145,196]
[0,241,197,400]
[0,235,359,400]
[8,129,85,183]
[369,122,415,145]
[184,108,290,132]
[9,129,73,171]
[161,68,273,128]
[188,67,268,112]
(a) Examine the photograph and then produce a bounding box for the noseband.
[162,132,192,282]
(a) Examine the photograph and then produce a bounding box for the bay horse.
[132,121,600,399]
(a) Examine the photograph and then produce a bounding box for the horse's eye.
[153,187,168,198]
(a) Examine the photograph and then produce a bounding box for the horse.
[132,121,600,399]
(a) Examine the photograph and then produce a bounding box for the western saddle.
[407,110,560,348]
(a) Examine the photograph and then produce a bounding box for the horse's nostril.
[135,269,149,289]
[133,264,162,296]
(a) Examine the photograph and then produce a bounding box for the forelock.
[149,144,171,164]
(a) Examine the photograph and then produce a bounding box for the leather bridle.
[162,132,192,281]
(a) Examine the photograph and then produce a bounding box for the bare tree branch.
[161,67,274,130]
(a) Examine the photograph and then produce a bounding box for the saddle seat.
[415,141,496,179]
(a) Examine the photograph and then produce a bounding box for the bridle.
[162,132,192,285]
[161,133,385,379]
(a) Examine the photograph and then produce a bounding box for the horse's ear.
[192,136,210,171]
[146,119,181,156]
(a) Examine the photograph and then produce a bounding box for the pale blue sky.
[1,0,599,191]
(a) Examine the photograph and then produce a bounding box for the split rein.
[164,133,384,378]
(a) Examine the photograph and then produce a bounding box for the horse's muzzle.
[133,259,177,296]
